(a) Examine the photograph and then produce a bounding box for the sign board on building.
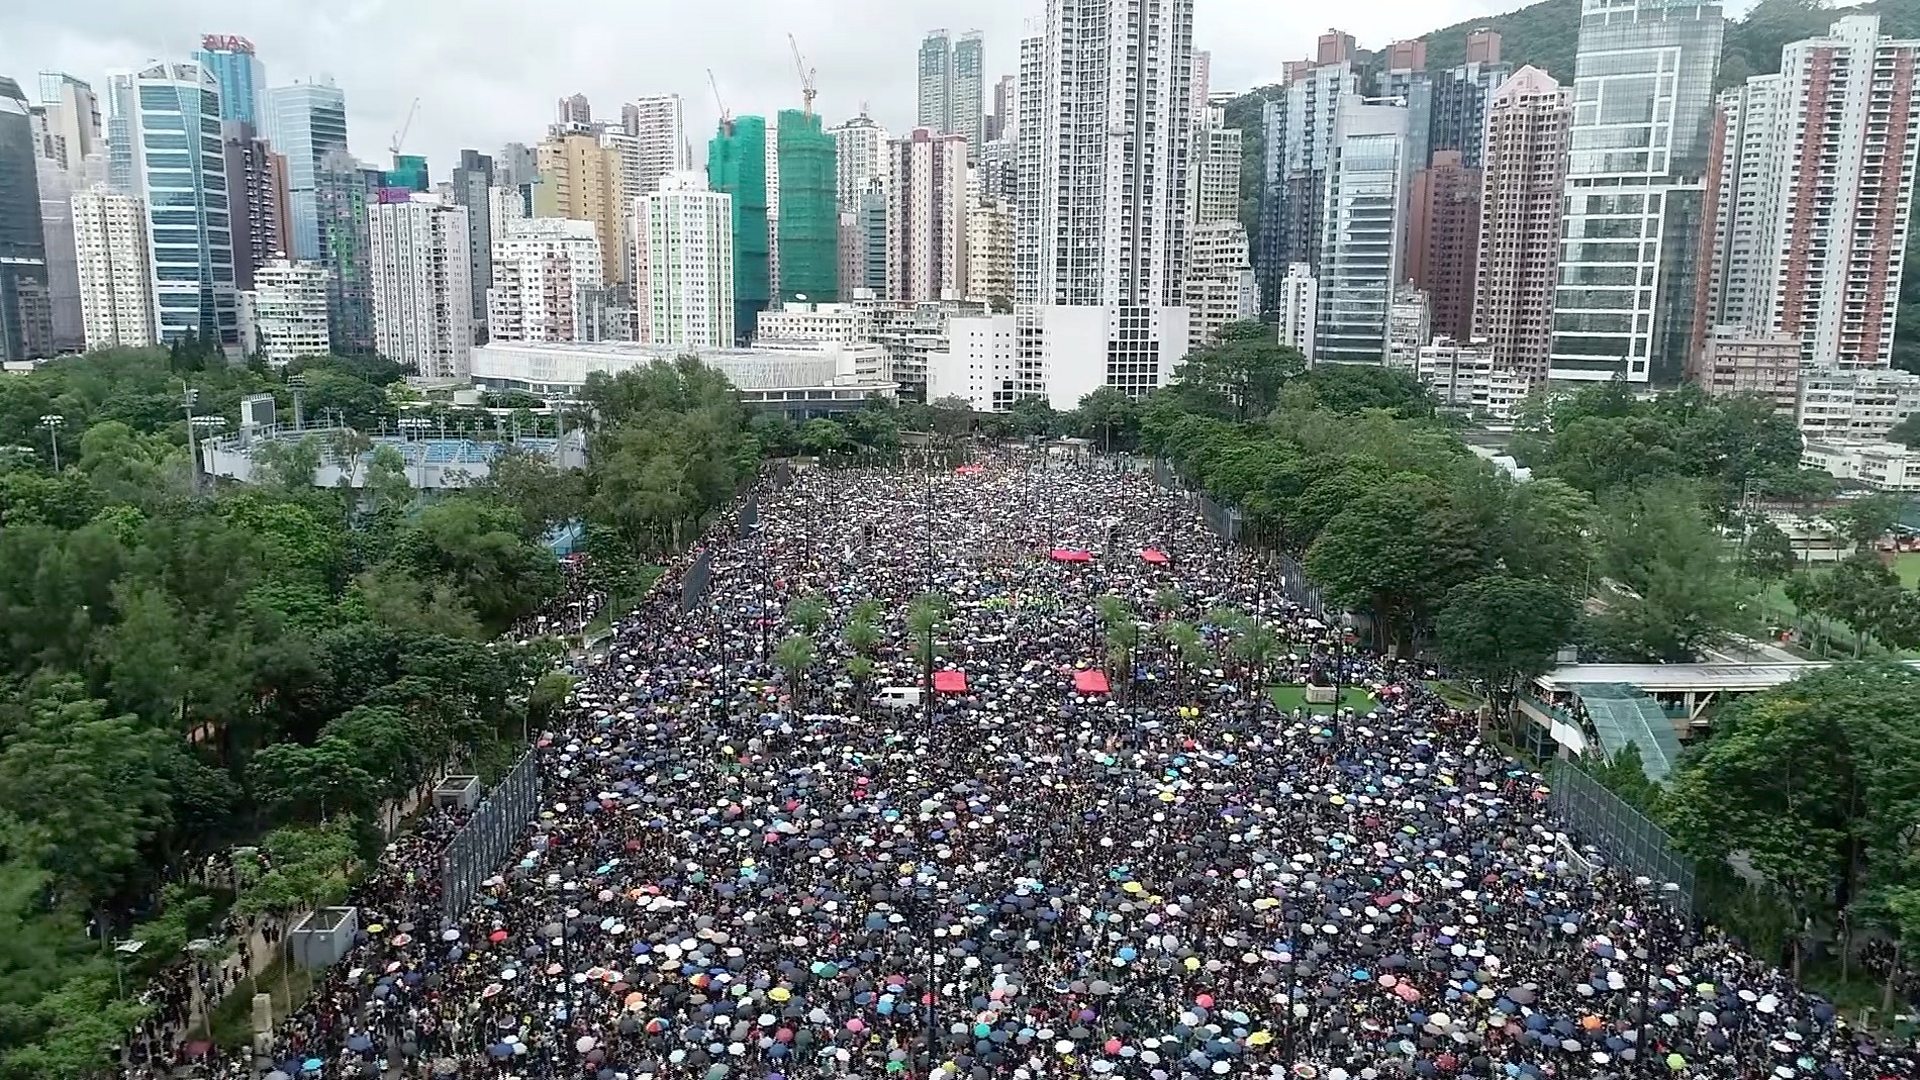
[200,35,256,54]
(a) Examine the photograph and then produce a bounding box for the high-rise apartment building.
[533,130,624,283]
[488,217,603,343]
[989,75,1016,143]
[192,35,266,125]
[1192,50,1212,116]
[496,142,538,191]
[71,187,156,349]
[450,150,496,331]
[930,304,1191,411]
[966,198,1012,307]
[130,60,239,347]
[0,77,52,360]
[1387,286,1433,370]
[1699,16,1920,372]
[708,116,770,341]
[636,172,734,349]
[919,31,954,136]
[556,93,592,129]
[1379,41,1432,174]
[952,32,985,158]
[621,95,690,199]
[314,150,385,353]
[858,180,888,299]
[1256,49,1358,310]
[1474,67,1570,384]
[368,192,472,378]
[1021,0,1195,309]
[830,112,889,212]
[1316,97,1410,364]
[240,258,330,366]
[1188,104,1242,228]
[35,72,102,173]
[1429,30,1511,168]
[776,109,837,303]
[1408,151,1481,344]
[1551,0,1725,383]
[1183,222,1258,351]
[1278,263,1317,363]
[221,121,292,293]
[1014,33,1044,305]
[265,79,348,260]
[887,128,968,303]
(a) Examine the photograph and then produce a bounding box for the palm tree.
[775,633,816,714]
[1233,618,1281,693]
[1206,606,1245,680]
[1154,588,1185,620]
[846,656,876,711]
[851,598,885,626]
[1159,620,1203,701]
[787,594,828,636]
[843,617,880,658]
[1107,620,1141,702]
[907,592,948,713]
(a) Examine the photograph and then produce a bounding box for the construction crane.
[788,34,817,118]
[707,68,733,135]
[388,96,420,156]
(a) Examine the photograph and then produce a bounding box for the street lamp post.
[39,415,64,472]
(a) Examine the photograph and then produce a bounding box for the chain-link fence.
[1548,760,1696,914]
[1271,552,1326,617]
[440,750,541,920]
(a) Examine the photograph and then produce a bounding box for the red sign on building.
[200,34,255,54]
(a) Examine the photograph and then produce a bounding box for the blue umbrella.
[490,1043,514,1059]
[347,1033,373,1053]
[302,1060,323,1073]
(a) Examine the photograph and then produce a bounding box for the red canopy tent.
[1139,548,1170,565]
[932,670,969,693]
[954,465,985,475]
[1072,669,1111,694]
[1048,548,1094,563]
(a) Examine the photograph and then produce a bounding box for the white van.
[875,685,924,710]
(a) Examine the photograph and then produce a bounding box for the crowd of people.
[132,457,1916,1080]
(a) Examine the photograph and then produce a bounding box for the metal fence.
[1197,494,1243,544]
[681,548,714,613]
[440,749,541,919]
[738,493,759,538]
[1548,760,1697,914]
[1271,551,1326,617]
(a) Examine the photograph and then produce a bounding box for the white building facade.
[1182,222,1257,351]
[487,217,603,343]
[240,258,330,366]
[1188,104,1242,228]
[929,304,1191,412]
[966,198,1012,306]
[71,186,157,349]
[887,128,970,303]
[756,302,874,345]
[830,113,889,211]
[1797,369,1920,441]
[1416,337,1531,421]
[636,171,734,349]
[368,193,473,379]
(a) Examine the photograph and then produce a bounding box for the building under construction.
[707,115,771,342]
[775,109,837,303]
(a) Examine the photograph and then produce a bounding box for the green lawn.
[1894,551,1920,588]
[1269,685,1374,713]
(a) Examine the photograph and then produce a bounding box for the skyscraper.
[1474,66,1570,384]
[264,79,348,260]
[71,186,156,349]
[1550,0,1724,383]
[636,171,734,348]
[775,109,837,303]
[887,128,968,302]
[1379,40,1432,173]
[952,32,985,158]
[1407,151,1481,344]
[450,150,496,331]
[918,31,953,136]
[35,72,101,173]
[1188,104,1242,228]
[1255,49,1357,311]
[35,158,83,352]
[556,93,592,129]
[708,115,770,340]
[488,217,602,343]
[0,76,52,360]
[989,75,1016,143]
[621,95,691,199]
[1695,75,1782,347]
[314,149,385,353]
[1703,16,1920,371]
[1315,96,1410,364]
[1278,263,1317,363]
[221,121,291,293]
[858,179,888,298]
[1429,30,1511,168]
[533,130,624,283]
[1022,0,1195,308]
[369,192,472,378]
[130,60,239,347]
[830,112,888,212]
[192,34,266,125]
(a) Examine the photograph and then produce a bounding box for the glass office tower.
[265,79,348,260]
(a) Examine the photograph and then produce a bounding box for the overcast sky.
[5,0,1773,175]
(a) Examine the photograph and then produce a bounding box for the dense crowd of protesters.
[130,458,1917,1080]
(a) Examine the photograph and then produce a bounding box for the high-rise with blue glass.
[128,59,239,347]
[191,34,266,125]
[264,79,347,260]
